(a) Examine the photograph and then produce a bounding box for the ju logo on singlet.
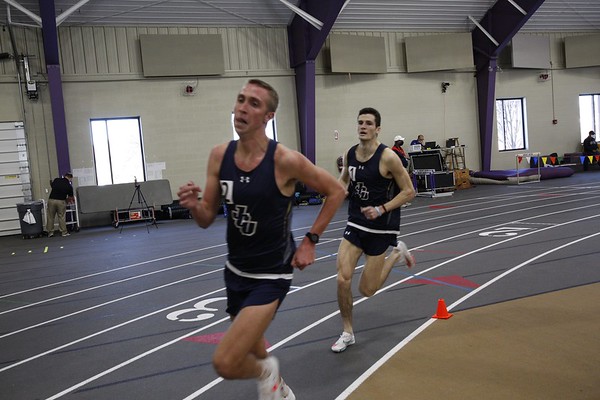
[348,167,369,200]
[221,180,258,236]
[231,205,257,236]
[353,182,369,200]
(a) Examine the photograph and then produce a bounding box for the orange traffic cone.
[432,298,453,319]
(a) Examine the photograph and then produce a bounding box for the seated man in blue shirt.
[410,134,425,147]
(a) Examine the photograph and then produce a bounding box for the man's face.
[357,113,380,140]
[233,83,274,136]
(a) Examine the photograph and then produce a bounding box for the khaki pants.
[46,198,67,235]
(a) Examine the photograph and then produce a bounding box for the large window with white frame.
[91,117,145,185]
[496,98,528,151]
[579,94,600,142]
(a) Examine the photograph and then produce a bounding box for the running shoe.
[394,240,415,268]
[258,356,281,400]
[278,378,296,400]
[331,332,355,353]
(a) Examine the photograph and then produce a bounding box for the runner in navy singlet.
[178,79,345,399]
[220,138,296,278]
[331,107,416,354]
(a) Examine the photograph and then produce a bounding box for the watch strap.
[305,232,319,243]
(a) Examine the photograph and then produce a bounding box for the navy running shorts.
[224,267,291,317]
[343,224,397,256]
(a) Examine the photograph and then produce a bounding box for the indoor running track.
[1,173,599,399]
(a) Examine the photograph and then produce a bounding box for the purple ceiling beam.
[288,0,346,163]
[39,0,71,176]
[472,0,546,171]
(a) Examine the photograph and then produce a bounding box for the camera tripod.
[121,180,158,233]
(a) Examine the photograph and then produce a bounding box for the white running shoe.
[258,356,290,400]
[278,378,296,400]
[331,332,355,353]
[394,240,415,268]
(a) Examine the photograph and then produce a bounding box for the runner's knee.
[358,280,377,297]
[212,351,241,379]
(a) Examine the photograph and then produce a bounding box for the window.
[91,117,145,185]
[579,94,600,142]
[231,112,276,140]
[496,98,527,151]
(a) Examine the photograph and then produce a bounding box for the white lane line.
[401,193,592,230]
[0,257,225,339]
[322,192,599,241]
[403,201,595,248]
[43,315,233,400]
[398,186,600,219]
[0,239,332,317]
[336,230,600,400]
[0,244,228,299]
[0,287,226,373]
[0,256,227,316]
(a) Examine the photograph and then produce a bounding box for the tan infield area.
[348,283,600,400]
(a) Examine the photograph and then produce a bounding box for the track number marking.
[479,226,532,237]
[166,297,227,322]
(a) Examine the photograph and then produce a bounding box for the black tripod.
[122,180,158,233]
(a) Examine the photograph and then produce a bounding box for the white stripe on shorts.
[226,261,294,280]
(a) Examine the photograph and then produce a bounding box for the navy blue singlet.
[346,143,401,234]
[220,139,295,277]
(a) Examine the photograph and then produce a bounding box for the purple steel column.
[39,0,71,175]
[294,61,316,163]
[476,59,497,172]
[287,0,346,162]
[46,65,70,174]
[472,0,546,171]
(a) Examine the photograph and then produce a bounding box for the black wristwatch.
[305,232,320,244]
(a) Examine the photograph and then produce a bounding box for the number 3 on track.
[166,297,227,322]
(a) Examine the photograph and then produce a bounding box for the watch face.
[306,232,319,243]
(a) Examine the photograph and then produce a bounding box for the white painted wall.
[314,71,480,174]
[62,77,300,195]
[494,67,600,170]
